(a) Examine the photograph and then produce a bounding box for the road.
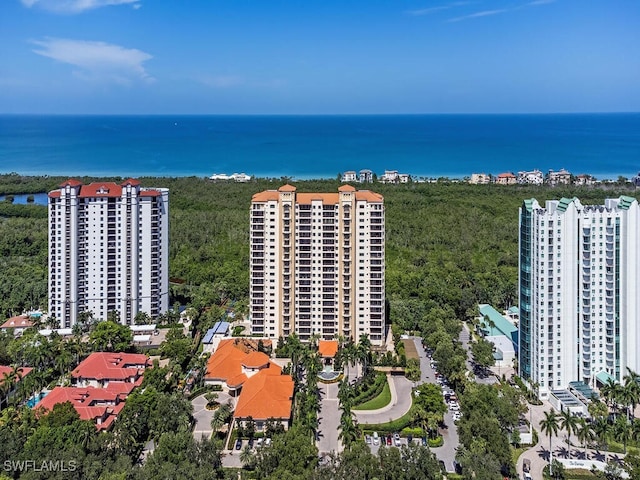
[411,337,460,472]
[353,375,413,425]
[317,381,341,455]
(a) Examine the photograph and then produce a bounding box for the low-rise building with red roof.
[496,172,517,185]
[72,352,151,389]
[0,365,33,407]
[35,383,133,431]
[204,340,294,430]
[33,352,149,430]
[0,315,34,337]
[318,340,339,366]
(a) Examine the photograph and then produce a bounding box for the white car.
[394,433,401,447]
[372,432,380,446]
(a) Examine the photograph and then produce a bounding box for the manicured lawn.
[353,379,391,410]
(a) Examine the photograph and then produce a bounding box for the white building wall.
[250,186,384,345]
[48,181,169,327]
[521,196,640,397]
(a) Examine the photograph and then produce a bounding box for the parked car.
[372,432,380,446]
[235,439,242,450]
[394,432,401,446]
[386,435,392,446]
[248,438,254,448]
[421,437,427,446]
[265,438,272,446]
[407,434,413,444]
[256,438,263,448]
[365,434,371,445]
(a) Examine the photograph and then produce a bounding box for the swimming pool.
[26,391,49,408]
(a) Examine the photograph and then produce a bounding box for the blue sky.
[0,0,638,114]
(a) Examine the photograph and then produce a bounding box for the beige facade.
[250,185,385,345]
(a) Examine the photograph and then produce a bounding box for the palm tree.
[358,334,372,375]
[622,368,640,421]
[613,416,632,454]
[338,412,358,448]
[600,378,622,421]
[239,445,255,470]
[539,410,559,475]
[575,418,594,458]
[559,410,579,458]
[591,416,611,450]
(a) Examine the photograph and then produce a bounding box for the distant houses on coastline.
[470,168,599,186]
[209,172,252,182]
[207,168,640,186]
[342,167,602,186]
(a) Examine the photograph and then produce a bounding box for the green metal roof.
[618,195,636,210]
[478,304,518,348]
[556,197,578,213]
[595,370,617,385]
[522,199,535,212]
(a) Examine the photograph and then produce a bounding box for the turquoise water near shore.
[0,114,639,180]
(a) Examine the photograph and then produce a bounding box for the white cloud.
[407,2,472,17]
[445,0,556,22]
[448,9,508,22]
[31,38,153,85]
[20,0,141,13]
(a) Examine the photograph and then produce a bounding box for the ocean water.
[0,114,639,180]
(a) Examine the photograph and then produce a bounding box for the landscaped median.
[353,374,391,410]
[358,382,447,445]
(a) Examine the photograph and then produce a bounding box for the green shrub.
[401,427,424,437]
[428,436,443,447]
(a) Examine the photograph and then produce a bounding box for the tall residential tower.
[48,179,169,327]
[519,196,640,398]
[250,185,385,345]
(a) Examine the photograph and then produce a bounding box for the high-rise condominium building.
[250,185,385,345]
[519,196,640,398]
[48,179,169,327]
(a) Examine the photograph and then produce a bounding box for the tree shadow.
[537,446,550,462]
[555,446,570,459]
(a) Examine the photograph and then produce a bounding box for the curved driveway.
[354,375,413,424]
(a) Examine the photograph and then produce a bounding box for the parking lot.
[364,432,426,454]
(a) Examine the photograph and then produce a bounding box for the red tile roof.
[204,340,281,387]
[48,191,61,198]
[318,340,339,358]
[36,385,130,431]
[242,351,270,369]
[0,315,34,329]
[252,187,383,205]
[78,182,123,198]
[0,366,32,385]
[204,340,248,383]
[251,191,279,202]
[59,179,82,187]
[355,190,383,202]
[72,352,150,381]
[234,371,294,421]
[121,178,141,186]
[139,190,160,197]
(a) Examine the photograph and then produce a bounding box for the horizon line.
[1,111,639,117]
